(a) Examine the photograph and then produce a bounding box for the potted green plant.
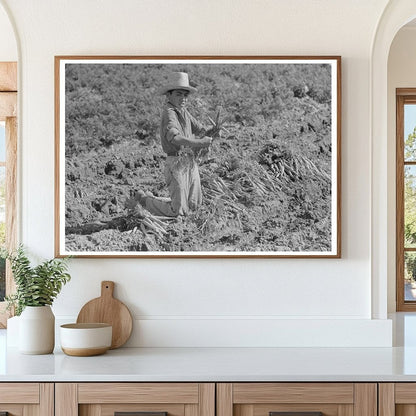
[4,246,71,354]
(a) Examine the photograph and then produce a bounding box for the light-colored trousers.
[145,156,202,217]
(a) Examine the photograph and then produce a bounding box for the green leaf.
[5,245,71,315]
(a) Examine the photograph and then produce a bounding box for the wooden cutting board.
[76,281,133,349]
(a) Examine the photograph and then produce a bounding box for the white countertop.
[2,345,416,382]
[2,313,416,382]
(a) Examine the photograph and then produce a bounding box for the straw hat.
[158,72,197,95]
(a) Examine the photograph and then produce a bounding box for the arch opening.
[371,1,416,320]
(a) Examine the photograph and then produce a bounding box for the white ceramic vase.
[18,305,55,354]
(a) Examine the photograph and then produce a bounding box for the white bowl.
[60,323,112,356]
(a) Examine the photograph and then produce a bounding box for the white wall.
[387,26,416,312]
[0,0,393,347]
[0,3,16,61]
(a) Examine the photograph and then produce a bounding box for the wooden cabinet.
[53,382,379,416]
[0,380,410,416]
[379,383,416,416]
[217,383,377,416]
[0,383,53,415]
[55,383,215,416]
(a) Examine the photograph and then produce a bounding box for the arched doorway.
[371,0,416,318]
[0,0,18,327]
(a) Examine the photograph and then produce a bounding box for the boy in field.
[130,72,213,217]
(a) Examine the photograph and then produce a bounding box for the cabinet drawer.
[0,383,39,403]
[217,383,376,416]
[56,383,215,416]
[78,383,200,403]
[0,383,53,416]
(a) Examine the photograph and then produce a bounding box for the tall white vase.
[19,306,55,354]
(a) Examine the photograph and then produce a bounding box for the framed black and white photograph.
[55,56,341,258]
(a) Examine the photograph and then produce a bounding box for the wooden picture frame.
[55,56,341,258]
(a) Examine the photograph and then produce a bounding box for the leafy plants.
[4,246,71,316]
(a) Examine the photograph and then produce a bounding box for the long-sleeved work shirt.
[160,103,204,156]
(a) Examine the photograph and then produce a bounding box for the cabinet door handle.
[115,412,168,416]
[270,413,323,416]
